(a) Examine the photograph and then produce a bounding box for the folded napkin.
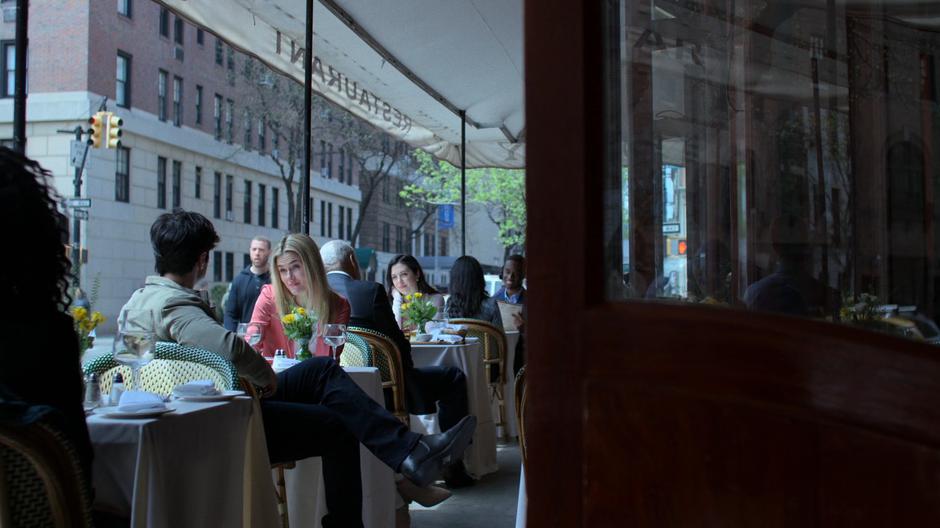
[117,390,167,413]
[174,379,220,397]
[430,334,464,344]
[273,356,301,372]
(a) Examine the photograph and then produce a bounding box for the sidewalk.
[82,335,113,364]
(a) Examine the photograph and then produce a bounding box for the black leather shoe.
[399,415,477,487]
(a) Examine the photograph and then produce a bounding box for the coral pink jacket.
[249,284,350,360]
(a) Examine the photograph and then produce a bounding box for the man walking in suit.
[321,241,475,488]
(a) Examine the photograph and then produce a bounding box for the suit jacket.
[327,271,413,370]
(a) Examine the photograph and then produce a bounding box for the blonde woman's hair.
[270,233,333,325]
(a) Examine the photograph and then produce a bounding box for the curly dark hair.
[386,254,439,301]
[446,255,488,318]
[0,148,73,312]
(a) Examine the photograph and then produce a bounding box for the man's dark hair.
[150,211,219,275]
[446,255,488,318]
[506,254,526,268]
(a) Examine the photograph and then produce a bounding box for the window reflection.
[607,0,940,342]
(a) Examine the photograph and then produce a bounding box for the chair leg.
[276,465,290,528]
[491,384,508,442]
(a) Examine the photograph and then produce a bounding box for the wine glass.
[323,323,347,361]
[237,322,265,351]
[112,309,155,392]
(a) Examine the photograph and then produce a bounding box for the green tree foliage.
[401,150,526,256]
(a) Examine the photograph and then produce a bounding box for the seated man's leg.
[406,366,469,432]
[272,357,421,471]
[260,400,363,527]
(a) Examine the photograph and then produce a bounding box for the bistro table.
[279,366,395,528]
[409,338,498,478]
[87,397,278,527]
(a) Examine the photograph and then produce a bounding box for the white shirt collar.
[327,270,353,278]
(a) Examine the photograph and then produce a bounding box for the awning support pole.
[13,0,28,154]
[301,0,313,235]
[461,110,467,256]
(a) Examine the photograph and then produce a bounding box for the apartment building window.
[225,174,233,219]
[115,146,130,202]
[243,110,252,150]
[118,0,132,18]
[382,177,390,203]
[272,187,279,229]
[440,235,448,257]
[327,202,333,237]
[346,151,353,184]
[326,143,333,179]
[215,39,223,65]
[171,160,181,208]
[243,180,252,224]
[116,52,131,107]
[196,29,204,45]
[258,184,266,227]
[159,7,169,38]
[173,16,183,45]
[225,99,234,143]
[194,166,202,199]
[320,200,326,237]
[382,222,390,252]
[172,76,182,126]
[319,140,326,175]
[1,42,21,98]
[395,225,404,253]
[213,171,222,218]
[157,156,167,209]
[346,208,352,240]
[213,94,222,140]
[424,233,432,256]
[157,70,167,121]
[338,206,345,240]
[226,46,234,72]
[258,117,266,153]
[225,252,234,282]
[213,251,222,281]
[195,85,202,125]
[338,148,345,184]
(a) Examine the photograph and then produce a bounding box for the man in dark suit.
[321,241,474,487]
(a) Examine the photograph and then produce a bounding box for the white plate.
[98,406,174,419]
[172,389,245,402]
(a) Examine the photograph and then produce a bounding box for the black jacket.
[326,272,413,370]
[223,267,270,331]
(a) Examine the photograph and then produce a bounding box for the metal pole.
[12,0,28,154]
[301,0,313,235]
[71,126,83,282]
[460,111,466,256]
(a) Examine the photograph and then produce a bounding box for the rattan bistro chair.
[447,318,509,438]
[345,327,408,424]
[337,332,373,368]
[514,366,528,466]
[82,342,239,397]
[0,404,93,528]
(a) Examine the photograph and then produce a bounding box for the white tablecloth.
[409,339,498,478]
[502,331,521,438]
[282,366,395,528]
[87,397,278,527]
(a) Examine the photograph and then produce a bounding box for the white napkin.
[174,379,220,397]
[273,356,300,372]
[117,390,167,413]
[429,334,464,344]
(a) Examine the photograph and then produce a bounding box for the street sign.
[65,198,92,209]
[69,140,86,168]
[72,209,89,220]
[437,204,455,230]
[662,223,681,234]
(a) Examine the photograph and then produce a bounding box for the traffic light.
[87,111,105,148]
[107,113,123,149]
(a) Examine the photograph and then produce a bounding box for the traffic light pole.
[71,125,89,284]
[12,0,28,154]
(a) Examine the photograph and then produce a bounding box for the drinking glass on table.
[323,323,347,361]
[112,310,155,391]
[236,322,265,351]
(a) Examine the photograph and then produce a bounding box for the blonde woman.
[251,233,350,360]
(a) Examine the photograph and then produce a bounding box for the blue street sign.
[437,204,455,230]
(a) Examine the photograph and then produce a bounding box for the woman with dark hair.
[0,147,93,477]
[386,254,445,329]
[444,255,503,329]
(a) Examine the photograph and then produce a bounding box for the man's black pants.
[260,357,421,527]
[404,365,469,432]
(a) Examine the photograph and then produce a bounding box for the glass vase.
[294,338,312,361]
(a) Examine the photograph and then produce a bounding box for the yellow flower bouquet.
[281,306,317,360]
[400,292,437,334]
[71,306,105,356]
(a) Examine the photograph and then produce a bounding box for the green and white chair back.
[338,332,373,368]
[82,342,239,397]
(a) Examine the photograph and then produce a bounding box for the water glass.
[323,323,347,361]
[237,322,265,351]
[113,309,155,391]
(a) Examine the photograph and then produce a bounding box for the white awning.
[157,0,525,169]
